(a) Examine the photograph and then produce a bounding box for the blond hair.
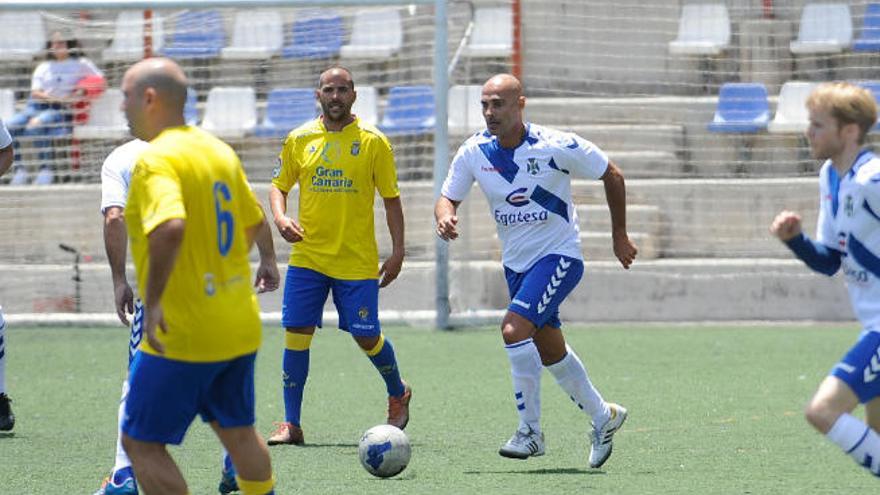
[806,82,878,144]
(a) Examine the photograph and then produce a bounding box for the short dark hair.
[46,30,83,60]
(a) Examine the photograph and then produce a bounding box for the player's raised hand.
[113,281,134,326]
[143,303,167,354]
[379,251,404,288]
[274,216,305,244]
[254,260,280,293]
[436,214,459,241]
[770,210,802,242]
[612,231,638,269]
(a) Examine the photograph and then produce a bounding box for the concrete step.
[524,96,718,126]
[576,204,664,234]
[606,150,684,178]
[580,231,658,261]
[555,124,685,155]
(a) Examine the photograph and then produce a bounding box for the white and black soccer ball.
[358,424,411,478]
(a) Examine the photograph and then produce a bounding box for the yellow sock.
[236,475,275,495]
[364,333,385,357]
[285,332,312,351]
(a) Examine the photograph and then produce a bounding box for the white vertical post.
[433,0,450,329]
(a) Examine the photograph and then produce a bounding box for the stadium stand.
[768,81,818,134]
[0,11,46,62]
[352,85,379,126]
[201,86,257,138]
[790,3,853,54]
[72,89,127,140]
[160,10,225,59]
[464,7,513,58]
[379,85,435,136]
[102,10,165,62]
[0,89,14,122]
[254,88,316,138]
[340,8,404,59]
[448,84,483,135]
[853,3,880,52]
[220,10,284,61]
[668,3,731,56]
[708,83,770,133]
[282,12,344,60]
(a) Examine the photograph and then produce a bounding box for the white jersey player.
[771,82,880,478]
[0,118,15,432]
[435,74,638,468]
[96,139,280,494]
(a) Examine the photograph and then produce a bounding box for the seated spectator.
[8,30,103,185]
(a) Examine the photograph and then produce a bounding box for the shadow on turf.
[464,467,601,476]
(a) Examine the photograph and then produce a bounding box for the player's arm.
[103,206,134,325]
[251,214,280,293]
[379,196,405,288]
[600,160,637,269]
[269,184,305,243]
[0,120,12,177]
[770,210,841,276]
[143,218,185,354]
[434,195,461,241]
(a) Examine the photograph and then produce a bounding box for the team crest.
[845,194,854,216]
[358,306,370,320]
[526,158,540,175]
[351,141,361,156]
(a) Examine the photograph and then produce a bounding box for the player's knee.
[804,400,837,434]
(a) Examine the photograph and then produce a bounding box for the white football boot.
[499,425,545,459]
[589,403,627,468]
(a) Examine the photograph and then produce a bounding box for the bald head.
[121,58,189,141]
[125,57,188,111]
[481,74,526,147]
[318,66,354,89]
[483,74,523,99]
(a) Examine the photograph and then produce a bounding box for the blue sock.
[366,335,405,397]
[223,452,235,475]
[111,466,134,484]
[282,333,312,426]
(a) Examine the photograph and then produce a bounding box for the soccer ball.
[357,424,411,478]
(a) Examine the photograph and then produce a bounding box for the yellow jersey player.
[119,58,275,495]
[267,66,410,446]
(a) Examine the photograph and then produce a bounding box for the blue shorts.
[122,352,256,445]
[504,254,584,330]
[830,330,880,404]
[128,299,144,368]
[281,266,381,337]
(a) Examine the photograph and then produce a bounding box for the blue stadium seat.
[854,80,880,129]
[282,13,344,60]
[254,88,317,138]
[185,88,198,125]
[707,83,770,133]
[161,10,225,59]
[379,86,435,136]
[854,4,880,52]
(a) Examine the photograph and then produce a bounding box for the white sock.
[112,380,132,473]
[505,338,542,432]
[546,345,610,426]
[0,307,6,396]
[826,413,880,476]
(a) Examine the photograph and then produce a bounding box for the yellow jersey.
[272,117,399,280]
[126,126,264,362]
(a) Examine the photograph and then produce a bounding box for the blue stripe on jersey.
[865,199,880,223]
[478,141,519,184]
[849,234,880,279]
[829,167,841,218]
[530,185,569,222]
[547,157,569,174]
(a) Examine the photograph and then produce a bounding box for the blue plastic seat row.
[709,81,880,134]
[161,10,345,60]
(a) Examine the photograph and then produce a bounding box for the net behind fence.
[0,0,870,322]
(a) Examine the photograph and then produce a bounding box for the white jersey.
[100,139,149,214]
[817,150,880,331]
[0,119,11,149]
[31,58,102,98]
[442,123,609,272]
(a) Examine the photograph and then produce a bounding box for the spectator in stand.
[7,30,103,185]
